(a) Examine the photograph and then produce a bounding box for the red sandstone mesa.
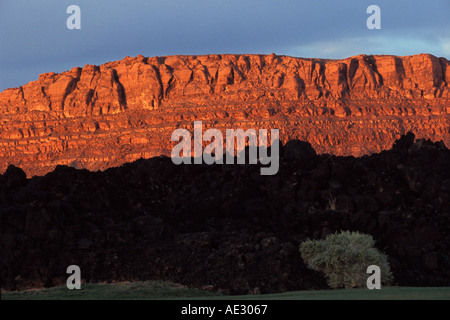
[0,53,449,176]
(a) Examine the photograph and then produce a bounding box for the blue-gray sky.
[0,0,449,91]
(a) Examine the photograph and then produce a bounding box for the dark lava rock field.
[1,133,450,294]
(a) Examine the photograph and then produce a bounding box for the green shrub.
[299,231,393,289]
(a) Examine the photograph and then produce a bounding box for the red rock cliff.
[0,53,449,176]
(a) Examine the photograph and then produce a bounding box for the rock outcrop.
[0,53,449,176]
[1,135,450,293]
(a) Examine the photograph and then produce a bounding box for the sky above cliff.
[0,0,449,91]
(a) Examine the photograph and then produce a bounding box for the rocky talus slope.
[0,53,449,176]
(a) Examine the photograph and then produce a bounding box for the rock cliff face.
[0,53,449,176]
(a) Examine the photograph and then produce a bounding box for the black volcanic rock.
[1,134,450,293]
[0,165,27,189]
[283,140,317,162]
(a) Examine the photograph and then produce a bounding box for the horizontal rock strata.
[0,53,449,176]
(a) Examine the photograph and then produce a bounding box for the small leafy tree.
[300,231,393,289]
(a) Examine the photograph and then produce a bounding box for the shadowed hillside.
[1,133,450,294]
